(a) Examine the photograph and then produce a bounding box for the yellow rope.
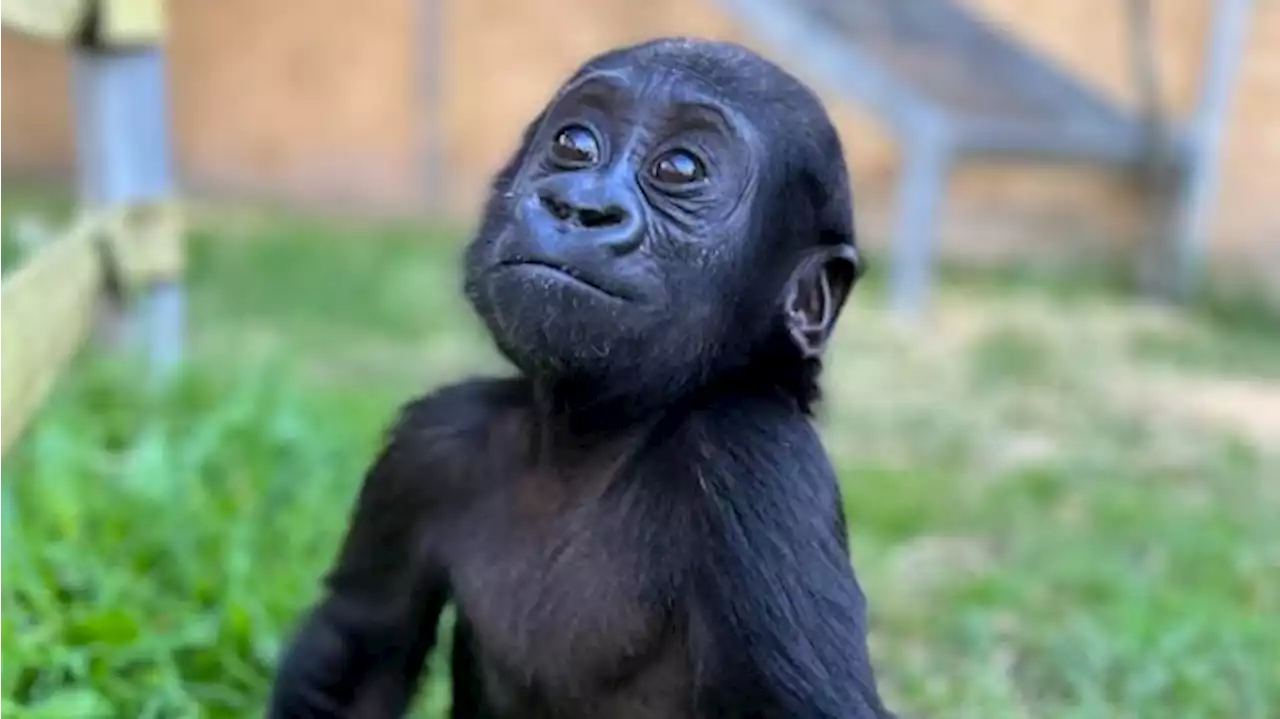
[1,201,184,454]
[97,200,186,292]
[2,0,166,45]
[0,0,88,41]
[97,0,167,45]
[2,216,106,453]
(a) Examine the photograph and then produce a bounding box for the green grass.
[2,227,24,276]
[3,193,1278,717]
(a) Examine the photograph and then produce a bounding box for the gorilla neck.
[526,352,819,440]
[530,372,690,439]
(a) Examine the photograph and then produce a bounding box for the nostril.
[538,188,629,229]
[539,191,573,221]
[578,206,628,229]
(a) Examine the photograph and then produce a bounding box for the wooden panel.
[1,33,77,179]
[1,0,1276,266]
[164,0,419,209]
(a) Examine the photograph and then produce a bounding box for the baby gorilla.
[267,37,894,718]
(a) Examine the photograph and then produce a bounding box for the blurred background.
[1,1,1277,717]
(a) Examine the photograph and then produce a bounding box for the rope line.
[1,202,183,454]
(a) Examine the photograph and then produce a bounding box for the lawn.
[2,190,1278,718]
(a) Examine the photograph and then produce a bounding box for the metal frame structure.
[718,0,1254,315]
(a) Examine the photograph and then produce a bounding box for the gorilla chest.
[445,471,681,697]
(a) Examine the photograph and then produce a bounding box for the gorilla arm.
[266,384,500,718]
[683,407,891,719]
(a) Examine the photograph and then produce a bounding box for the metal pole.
[419,0,445,215]
[1170,0,1254,299]
[71,44,183,376]
[888,119,953,318]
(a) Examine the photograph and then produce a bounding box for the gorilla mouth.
[498,259,626,300]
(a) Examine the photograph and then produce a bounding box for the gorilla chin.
[470,258,660,386]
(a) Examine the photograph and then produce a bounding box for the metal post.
[888,120,954,318]
[419,0,445,215]
[71,44,183,375]
[1169,0,1254,299]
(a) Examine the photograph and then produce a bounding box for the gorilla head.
[464,38,862,419]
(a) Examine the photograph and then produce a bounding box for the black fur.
[267,37,891,718]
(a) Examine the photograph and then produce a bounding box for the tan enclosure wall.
[3,0,1277,268]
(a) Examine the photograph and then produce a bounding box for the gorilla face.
[464,39,861,409]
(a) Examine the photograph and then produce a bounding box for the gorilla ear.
[783,244,861,358]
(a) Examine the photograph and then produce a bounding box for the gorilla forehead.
[562,37,829,128]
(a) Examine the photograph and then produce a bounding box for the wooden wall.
[3,0,1276,270]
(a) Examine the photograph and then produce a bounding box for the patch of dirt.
[1174,377,1280,449]
[1122,372,1280,451]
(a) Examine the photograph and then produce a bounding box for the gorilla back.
[267,37,894,719]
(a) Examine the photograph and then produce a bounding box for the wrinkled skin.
[464,39,861,424]
[266,37,893,719]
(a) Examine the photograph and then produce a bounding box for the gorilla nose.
[540,193,626,228]
[536,182,643,254]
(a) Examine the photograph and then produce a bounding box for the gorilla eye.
[651,149,706,186]
[551,125,600,166]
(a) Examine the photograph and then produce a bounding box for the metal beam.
[1168,0,1254,299]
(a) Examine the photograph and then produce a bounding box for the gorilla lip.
[497,259,627,300]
